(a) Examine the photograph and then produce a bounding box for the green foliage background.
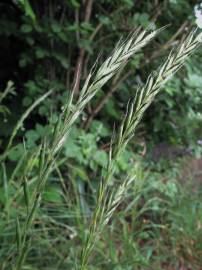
[1,0,202,159]
[0,0,202,269]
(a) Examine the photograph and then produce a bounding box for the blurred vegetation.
[0,0,202,269]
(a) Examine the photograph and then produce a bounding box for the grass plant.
[0,27,201,270]
[79,30,202,269]
[13,27,161,270]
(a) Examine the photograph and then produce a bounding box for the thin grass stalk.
[14,28,160,270]
[0,81,15,104]
[0,89,53,162]
[79,30,202,270]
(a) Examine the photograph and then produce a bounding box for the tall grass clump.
[13,27,162,270]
